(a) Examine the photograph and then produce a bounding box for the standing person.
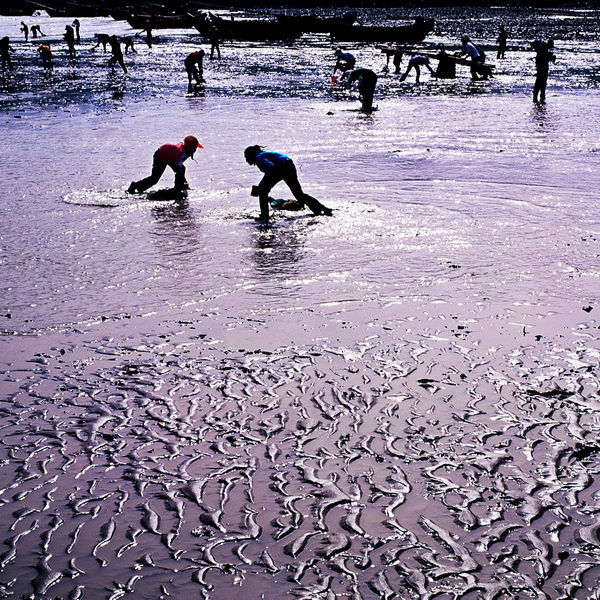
[108,35,127,73]
[20,22,29,42]
[138,23,152,49]
[30,25,44,38]
[399,54,435,83]
[185,50,205,88]
[497,25,508,59]
[37,44,53,70]
[531,39,556,103]
[121,36,136,54]
[457,35,487,81]
[208,25,220,59]
[128,136,203,194]
[346,67,378,111]
[333,48,355,74]
[93,33,110,52]
[64,25,76,58]
[72,19,81,43]
[0,37,15,71]
[244,145,333,221]
[435,48,456,79]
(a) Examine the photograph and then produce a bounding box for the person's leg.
[119,57,127,73]
[399,64,412,81]
[256,172,281,219]
[414,64,421,83]
[132,154,167,192]
[282,163,331,215]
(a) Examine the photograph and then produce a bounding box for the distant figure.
[72,19,80,44]
[139,23,152,49]
[64,25,76,58]
[128,136,203,194]
[20,22,29,42]
[435,48,456,79]
[208,25,220,59]
[0,37,15,71]
[497,25,508,59]
[108,35,127,73]
[333,48,355,74]
[37,44,53,70]
[458,35,487,81]
[30,25,44,38]
[346,67,378,111]
[121,36,136,54]
[244,145,332,221]
[399,55,435,83]
[185,50,205,88]
[531,39,556,103]
[93,33,110,52]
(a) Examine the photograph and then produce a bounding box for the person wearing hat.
[244,145,332,220]
[37,44,53,70]
[128,136,203,194]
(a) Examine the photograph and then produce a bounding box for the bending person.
[346,67,378,111]
[129,136,203,194]
[399,55,435,82]
[244,145,332,220]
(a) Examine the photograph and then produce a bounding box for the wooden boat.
[331,17,434,44]
[276,12,357,34]
[194,13,303,42]
[127,14,197,30]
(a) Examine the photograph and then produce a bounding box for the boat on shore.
[330,17,434,44]
[126,13,200,29]
[194,12,303,42]
[276,11,357,34]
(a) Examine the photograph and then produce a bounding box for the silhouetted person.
[64,25,76,58]
[138,23,152,49]
[458,35,487,81]
[129,136,203,194]
[208,25,220,59]
[346,67,378,111]
[400,55,435,83]
[333,48,355,74]
[121,36,136,54]
[108,35,127,73]
[497,25,508,59]
[30,25,44,38]
[37,44,52,70]
[244,145,332,221]
[93,33,110,52]
[531,39,556,103]
[72,19,80,43]
[20,22,29,42]
[185,50,205,89]
[0,37,14,71]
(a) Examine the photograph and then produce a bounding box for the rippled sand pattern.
[1,318,599,599]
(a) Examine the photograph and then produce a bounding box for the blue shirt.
[254,151,292,174]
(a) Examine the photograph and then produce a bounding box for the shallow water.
[1,6,600,600]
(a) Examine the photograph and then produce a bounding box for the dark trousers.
[134,153,185,192]
[257,161,328,218]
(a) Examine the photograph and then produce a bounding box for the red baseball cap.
[184,135,203,149]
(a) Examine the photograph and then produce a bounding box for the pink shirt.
[155,142,189,170]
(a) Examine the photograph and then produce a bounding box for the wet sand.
[1,6,600,599]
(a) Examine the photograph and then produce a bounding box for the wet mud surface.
[1,308,600,599]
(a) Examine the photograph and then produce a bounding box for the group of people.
[128,136,333,221]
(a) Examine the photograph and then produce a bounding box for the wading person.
[72,19,80,43]
[333,48,355,75]
[108,35,127,73]
[399,54,435,83]
[208,25,220,59]
[93,33,110,52]
[185,50,205,88]
[30,25,44,38]
[244,145,332,221]
[346,67,378,111]
[121,36,136,54]
[457,35,487,80]
[64,25,76,58]
[531,39,556,104]
[37,44,52,70]
[138,23,152,49]
[20,22,29,42]
[496,25,508,59]
[128,136,203,194]
[0,37,15,71]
